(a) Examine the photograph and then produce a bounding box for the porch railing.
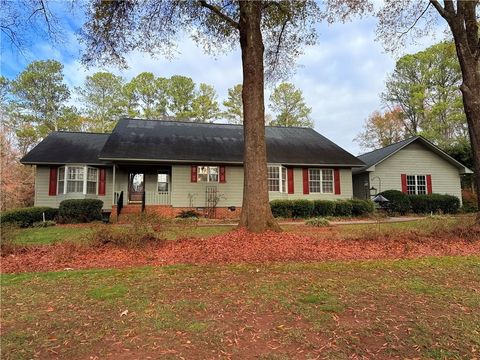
[145,191,171,205]
[114,190,171,206]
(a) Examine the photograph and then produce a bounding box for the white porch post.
[112,164,116,206]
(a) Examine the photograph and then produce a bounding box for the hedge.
[270,199,374,219]
[58,199,104,223]
[313,200,336,217]
[409,194,460,214]
[1,207,58,227]
[349,199,375,216]
[377,190,411,215]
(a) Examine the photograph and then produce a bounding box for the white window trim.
[57,165,99,195]
[267,164,288,193]
[407,174,427,195]
[197,166,219,183]
[308,168,334,194]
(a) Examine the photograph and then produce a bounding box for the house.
[352,136,473,202]
[20,118,364,218]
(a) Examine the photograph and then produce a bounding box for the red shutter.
[401,174,407,193]
[219,166,226,183]
[191,165,197,182]
[98,168,106,196]
[302,168,309,194]
[287,168,294,194]
[49,167,58,196]
[426,175,432,194]
[334,168,341,195]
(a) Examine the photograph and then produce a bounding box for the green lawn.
[2,256,479,359]
[12,226,92,245]
[11,224,233,246]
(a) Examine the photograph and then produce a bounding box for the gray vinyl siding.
[34,166,113,210]
[352,172,370,200]
[363,142,462,201]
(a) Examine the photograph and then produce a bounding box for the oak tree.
[80,0,336,232]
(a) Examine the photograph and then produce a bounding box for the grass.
[10,223,233,246]
[2,256,479,359]
[12,226,92,245]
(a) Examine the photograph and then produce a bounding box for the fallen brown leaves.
[2,226,480,274]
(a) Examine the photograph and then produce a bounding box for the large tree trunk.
[448,11,480,223]
[237,1,281,232]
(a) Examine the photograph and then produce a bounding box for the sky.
[0,4,441,155]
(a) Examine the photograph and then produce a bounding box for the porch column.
[112,164,116,206]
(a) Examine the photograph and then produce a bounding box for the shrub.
[32,220,56,228]
[334,201,353,217]
[291,200,314,218]
[1,207,58,227]
[270,200,292,218]
[58,199,103,223]
[313,200,336,217]
[176,209,201,219]
[377,190,411,215]
[305,217,330,227]
[348,199,375,216]
[88,222,161,248]
[409,194,460,214]
[0,224,20,255]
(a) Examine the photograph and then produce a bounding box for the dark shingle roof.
[20,132,110,165]
[99,118,364,166]
[354,136,472,174]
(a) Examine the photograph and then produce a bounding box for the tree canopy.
[269,82,312,127]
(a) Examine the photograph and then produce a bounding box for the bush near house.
[409,194,460,214]
[378,190,461,215]
[58,199,103,223]
[462,190,478,213]
[313,200,336,217]
[0,207,58,227]
[270,199,374,219]
[377,190,411,215]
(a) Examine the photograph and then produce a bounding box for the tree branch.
[397,2,431,39]
[430,0,450,21]
[198,0,239,29]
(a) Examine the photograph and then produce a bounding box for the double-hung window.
[406,175,426,195]
[309,169,334,194]
[197,166,219,182]
[268,165,287,192]
[57,166,98,194]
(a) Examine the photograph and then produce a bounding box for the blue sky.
[0,7,440,155]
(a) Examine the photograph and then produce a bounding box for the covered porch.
[112,164,172,209]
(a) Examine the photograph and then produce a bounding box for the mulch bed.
[2,228,480,274]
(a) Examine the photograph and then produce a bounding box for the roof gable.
[354,136,472,174]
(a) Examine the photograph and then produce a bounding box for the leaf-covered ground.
[2,257,480,359]
[2,217,480,274]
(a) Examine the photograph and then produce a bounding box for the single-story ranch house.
[352,136,472,202]
[21,119,472,218]
[20,118,364,218]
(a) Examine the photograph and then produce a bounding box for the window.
[87,168,98,194]
[309,168,334,194]
[57,166,99,195]
[197,166,219,182]
[58,167,65,194]
[407,175,426,195]
[67,166,84,193]
[158,172,169,192]
[268,165,287,192]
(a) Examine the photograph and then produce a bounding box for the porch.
[112,165,172,209]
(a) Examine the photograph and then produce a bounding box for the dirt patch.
[2,228,480,274]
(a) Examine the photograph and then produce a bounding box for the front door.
[128,173,144,202]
